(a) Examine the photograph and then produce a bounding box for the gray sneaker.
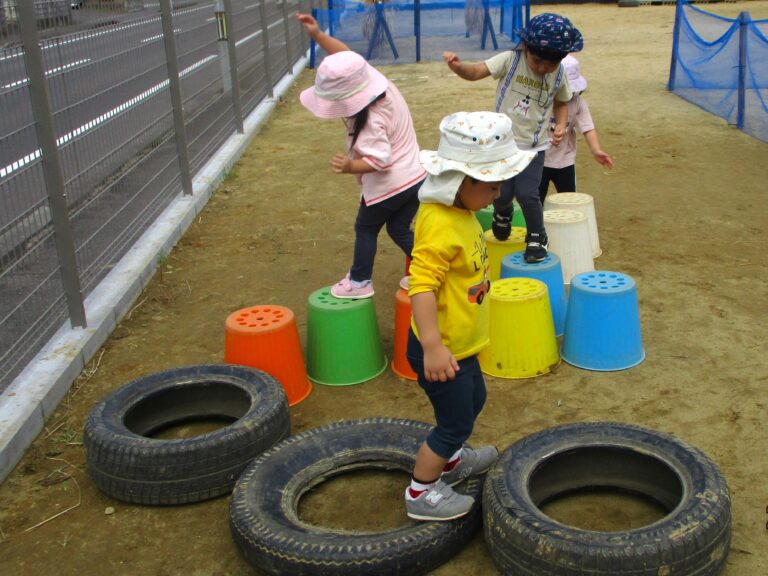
[405,480,475,521]
[440,446,499,486]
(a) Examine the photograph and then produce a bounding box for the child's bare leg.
[413,441,448,482]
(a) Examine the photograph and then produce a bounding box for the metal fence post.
[18,1,86,328]
[282,0,293,73]
[259,0,274,98]
[736,11,748,130]
[222,0,244,133]
[415,0,421,62]
[309,7,321,69]
[159,0,193,195]
[215,1,232,93]
[667,0,682,91]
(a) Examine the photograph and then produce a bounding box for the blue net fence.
[309,0,530,67]
[668,0,768,143]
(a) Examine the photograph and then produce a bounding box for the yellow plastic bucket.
[483,227,526,281]
[479,278,560,378]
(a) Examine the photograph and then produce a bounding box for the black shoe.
[524,232,548,263]
[492,211,512,241]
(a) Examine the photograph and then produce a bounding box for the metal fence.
[0,0,320,394]
[668,0,768,143]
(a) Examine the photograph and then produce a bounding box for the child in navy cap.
[443,13,583,262]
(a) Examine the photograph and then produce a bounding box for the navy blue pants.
[349,180,422,282]
[539,164,576,203]
[493,150,546,236]
[406,329,487,459]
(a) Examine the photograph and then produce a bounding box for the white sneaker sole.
[330,289,375,299]
[406,509,471,522]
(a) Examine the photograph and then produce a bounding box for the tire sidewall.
[484,422,731,573]
[85,364,287,457]
[230,418,484,576]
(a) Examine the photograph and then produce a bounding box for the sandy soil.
[1,3,767,575]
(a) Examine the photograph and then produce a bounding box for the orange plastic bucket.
[391,288,417,380]
[224,305,312,406]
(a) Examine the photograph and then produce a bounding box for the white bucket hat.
[420,112,535,180]
[562,55,587,93]
[300,51,389,119]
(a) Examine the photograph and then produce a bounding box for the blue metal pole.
[310,7,318,69]
[667,0,683,91]
[736,11,748,130]
[415,0,421,62]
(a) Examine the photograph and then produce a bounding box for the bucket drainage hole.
[150,416,237,440]
[539,489,669,532]
[299,469,411,532]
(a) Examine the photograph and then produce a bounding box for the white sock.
[406,478,436,500]
[350,278,371,289]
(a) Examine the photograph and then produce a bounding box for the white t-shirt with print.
[485,48,572,152]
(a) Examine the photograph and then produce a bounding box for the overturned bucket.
[561,271,645,371]
[225,305,312,406]
[501,251,567,337]
[306,287,387,386]
[479,278,559,379]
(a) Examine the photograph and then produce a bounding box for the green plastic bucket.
[306,287,387,386]
[475,201,525,231]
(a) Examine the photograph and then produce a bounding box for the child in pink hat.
[298,13,426,299]
[539,55,613,201]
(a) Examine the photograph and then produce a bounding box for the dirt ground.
[1,3,767,575]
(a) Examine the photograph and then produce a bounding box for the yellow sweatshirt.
[408,203,491,360]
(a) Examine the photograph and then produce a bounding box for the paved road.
[0,0,300,391]
[0,1,293,231]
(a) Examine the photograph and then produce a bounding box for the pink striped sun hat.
[300,51,389,119]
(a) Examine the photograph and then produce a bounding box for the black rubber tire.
[483,422,732,576]
[84,364,290,505]
[618,0,641,7]
[230,418,484,576]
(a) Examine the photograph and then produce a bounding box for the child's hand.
[296,12,319,37]
[422,343,460,382]
[330,153,350,174]
[593,150,614,170]
[443,51,462,72]
[552,124,566,146]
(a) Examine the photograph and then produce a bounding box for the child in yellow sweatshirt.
[404,111,536,521]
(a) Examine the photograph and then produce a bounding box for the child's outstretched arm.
[411,292,460,382]
[297,12,350,54]
[443,52,491,81]
[583,130,614,170]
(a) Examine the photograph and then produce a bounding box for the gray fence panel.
[0,1,320,392]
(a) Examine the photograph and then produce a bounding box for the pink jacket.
[346,82,426,205]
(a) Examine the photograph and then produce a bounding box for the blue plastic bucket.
[561,271,645,371]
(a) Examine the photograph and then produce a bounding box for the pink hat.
[300,51,389,119]
[562,55,587,93]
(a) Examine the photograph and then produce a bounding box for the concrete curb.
[0,55,309,483]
